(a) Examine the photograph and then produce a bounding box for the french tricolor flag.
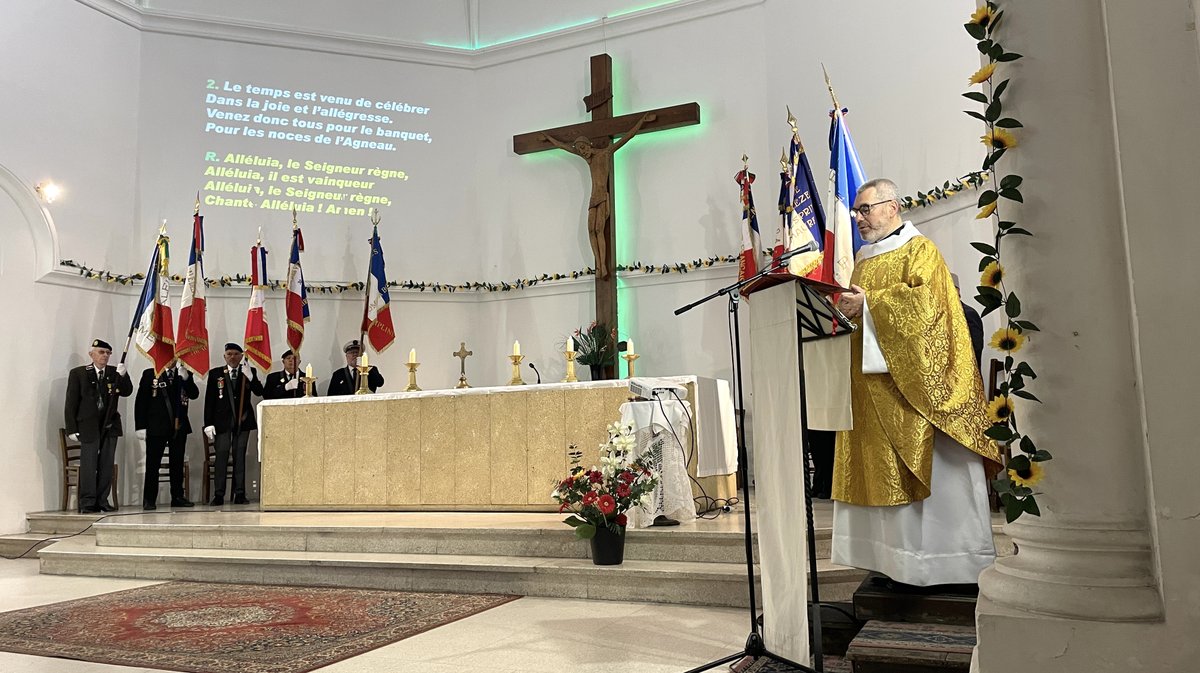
[132,233,175,376]
[175,212,209,376]
[361,224,395,353]
[285,225,309,353]
[244,240,272,372]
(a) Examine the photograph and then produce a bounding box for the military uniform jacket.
[134,368,200,438]
[64,364,133,442]
[203,366,265,433]
[264,370,317,400]
[326,365,384,396]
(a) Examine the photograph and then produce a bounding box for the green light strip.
[425,1,682,52]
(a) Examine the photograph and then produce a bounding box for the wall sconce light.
[35,181,63,203]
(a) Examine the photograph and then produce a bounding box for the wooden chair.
[59,428,120,512]
[148,452,191,502]
[202,433,235,503]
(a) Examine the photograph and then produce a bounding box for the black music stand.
[675,259,853,673]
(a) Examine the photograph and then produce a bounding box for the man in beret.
[134,358,199,509]
[203,343,264,506]
[326,340,384,395]
[64,339,133,513]
[264,350,315,400]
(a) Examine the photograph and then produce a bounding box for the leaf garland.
[964,2,1049,523]
[58,256,742,294]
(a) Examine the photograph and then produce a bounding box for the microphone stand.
[675,249,844,673]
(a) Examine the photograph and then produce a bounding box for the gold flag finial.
[194,192,200,215]
[779,148,788,172]
[821,63,842,112]
[256,226,262,245]
[292,205,298,227]
[370,207,381,227]
[159,218,167,235]
[741,153,749,169]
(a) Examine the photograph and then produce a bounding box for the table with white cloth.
[257,376,737,511]
[619,400,697,528]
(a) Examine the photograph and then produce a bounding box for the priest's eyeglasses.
[851,200,894,218]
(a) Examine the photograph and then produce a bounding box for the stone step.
[846,620,975,673]
[25,510,114,535]
[90,515,832,564]
[0,533,65,560]
[38,536,868,609]
[852,573,979,627]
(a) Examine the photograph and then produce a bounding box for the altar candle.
[567,336,575,353]
[409,348,416,363]
[362,353,369,368]
[513,340,521,357]
[305,363,313,378]
[627,339,636,356]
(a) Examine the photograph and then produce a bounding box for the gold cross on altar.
[454,342,473,389]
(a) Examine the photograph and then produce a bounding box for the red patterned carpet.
[0,581,519,673]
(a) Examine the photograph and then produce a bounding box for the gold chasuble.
[834,229,1001,507]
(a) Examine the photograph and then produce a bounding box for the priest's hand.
[837,285,866,320]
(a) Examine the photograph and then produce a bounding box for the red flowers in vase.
[551,422,660,540]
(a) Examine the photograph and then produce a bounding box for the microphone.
[528,362,541,384]
[775,241,816,265]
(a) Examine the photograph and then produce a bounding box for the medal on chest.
[218,377,225,400]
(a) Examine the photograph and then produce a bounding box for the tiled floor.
[0,558,759,672]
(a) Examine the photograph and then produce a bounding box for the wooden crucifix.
[513,53,700,378]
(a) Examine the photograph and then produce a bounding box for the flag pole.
[291,206,300,365]
[821,63,842,112]
[359,208,379,351]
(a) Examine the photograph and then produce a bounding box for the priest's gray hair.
[857,178,900,205]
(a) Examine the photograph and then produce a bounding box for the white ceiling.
[139,0,690,50]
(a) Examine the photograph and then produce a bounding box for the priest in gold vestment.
[831,178,1002,586]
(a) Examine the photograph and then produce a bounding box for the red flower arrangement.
[551,422,660,540]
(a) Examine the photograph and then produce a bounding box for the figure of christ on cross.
[513,54,700,378]
[539,112,656,280]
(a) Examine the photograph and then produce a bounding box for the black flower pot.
[589,364,604,381]
[589,524,626,566]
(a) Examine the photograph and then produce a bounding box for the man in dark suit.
[134,359,199,509]
[203,343,264,506]
[326,340,384,395]
[952,274,985,367]
[264,349,315,400]
[64,339,133,513]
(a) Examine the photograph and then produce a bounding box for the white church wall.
[0,0,142,530]
[0,0,142,271]
[0,0,989,530]
[475,0,984,395]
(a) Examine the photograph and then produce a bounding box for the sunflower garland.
[965,1,1050,523]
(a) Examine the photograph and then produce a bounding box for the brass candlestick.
[300,375,317,397]
[405,362,421,391]
[354,362,372,395]
[508,354,525,385]
[562,351,579,383]
[622,353,641,378]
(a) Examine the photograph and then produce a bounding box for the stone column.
[974,1,1200,671]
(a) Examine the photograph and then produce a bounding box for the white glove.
[284,378,299,391]
[177,362,191,378]
[239,361,250,376]
[204,426,216,440]
[116,363,127,377]
[136,429,147,440]
[68,433,79,442]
